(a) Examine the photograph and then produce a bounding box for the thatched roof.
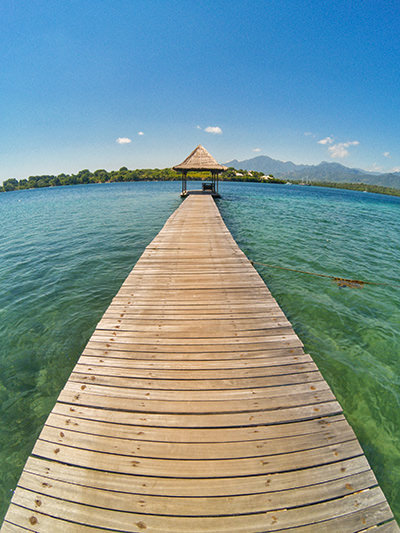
[173,145,227,172]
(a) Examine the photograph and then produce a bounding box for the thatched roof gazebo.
[173,145,227,198]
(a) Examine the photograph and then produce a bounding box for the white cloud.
[317,136,360,158]
[252,148,261,152]
[137,131,144,136]
[204,126,222,134]
[383,151,390,158]
[116,137,132,144]
[317,136,334,145]
[328,141,359,159]
[391,167,400,173]
[196,125,202,129]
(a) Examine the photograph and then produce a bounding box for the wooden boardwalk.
[2,195,398,532]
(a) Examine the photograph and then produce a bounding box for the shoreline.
[2,169,400,199]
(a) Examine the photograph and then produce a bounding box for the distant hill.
[225,155,400,189]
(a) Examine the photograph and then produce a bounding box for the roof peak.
[173,145,227,172]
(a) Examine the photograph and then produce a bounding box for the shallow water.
[0,181,399,520]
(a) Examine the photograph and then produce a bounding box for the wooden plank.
[49,408,346,442]
[84,340,305,356]
[55,394,342,426]
[24,455,372,497]
[38,420,355,459]
[67,375,328,399]
[94,327,297,340]
[17,469,378,516]
[85,337,304,352]
[96,317,292,332]
[56,370,326,390]
[100,313,287,321]
[58,382,336,411]
[7,486,392,532]
[67,362,317,381]
[32,439,363,477]
[81,345,306,360]
[74,352,312,369]
[72,359,317,375]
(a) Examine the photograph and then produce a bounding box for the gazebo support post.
[181,171,187,195]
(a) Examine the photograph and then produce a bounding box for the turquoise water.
[0,181,399,520]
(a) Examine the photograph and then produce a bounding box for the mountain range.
[225,155,400,189]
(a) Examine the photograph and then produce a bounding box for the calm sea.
[1,181,399,521]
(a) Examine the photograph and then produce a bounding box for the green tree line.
[3,168,398,197]
[289,180,400,197]
[0,167,284,192]
[1,168,179,191]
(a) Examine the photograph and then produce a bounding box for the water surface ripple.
[0,181,399,521]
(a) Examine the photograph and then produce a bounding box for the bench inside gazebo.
[173,144,227,198]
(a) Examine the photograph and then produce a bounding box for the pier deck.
[2,195,398,532]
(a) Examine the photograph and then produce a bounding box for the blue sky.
[1,0,400,181]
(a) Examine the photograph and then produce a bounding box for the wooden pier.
[2,195,398,532]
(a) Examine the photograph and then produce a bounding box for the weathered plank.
[5,486,393,532]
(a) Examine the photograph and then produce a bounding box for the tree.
[2,178,18,191]
[76,169,91,184]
